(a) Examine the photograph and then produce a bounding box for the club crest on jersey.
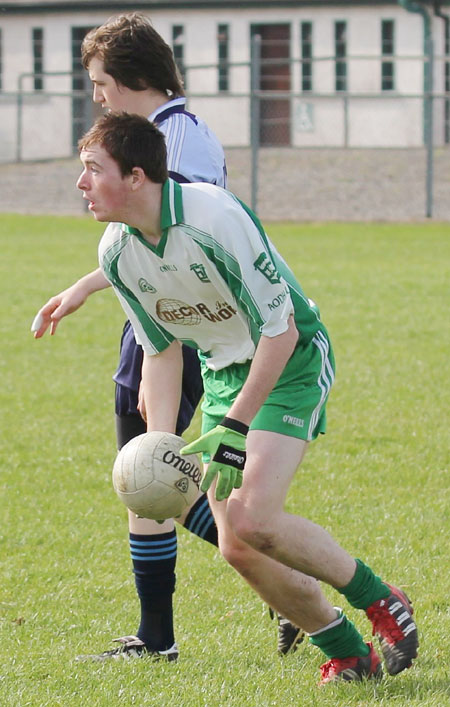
[253,253,281,284]
[190,263,211,283]
[138,278,156,293]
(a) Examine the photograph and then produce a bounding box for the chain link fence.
[1,41,450,221]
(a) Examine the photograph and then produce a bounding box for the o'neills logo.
[283,414,304,428]
[163,450,201,488]
[156,298,236,326]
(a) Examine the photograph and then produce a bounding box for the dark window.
[250,23,291,146]
[0,29,3,92]
[381,19,395,91]
[301,22,313,92]
[71,26,100,152]
[218,24,229,92]
[172,25,186,90]
[335,21,347,92]
[445,22,450,143]
[32,27,44,91]
[445,20,450,91]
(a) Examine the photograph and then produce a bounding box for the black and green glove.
[180,417,248,501]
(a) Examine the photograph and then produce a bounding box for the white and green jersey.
[99,179,327,371]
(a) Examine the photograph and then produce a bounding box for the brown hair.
[81,12,185,97]
[78,112,168,184]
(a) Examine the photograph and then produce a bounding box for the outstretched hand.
[180,417,248,501]
[31,283,89,338]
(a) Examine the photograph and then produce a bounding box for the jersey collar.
[160,178,184,231]
[148,97,186,125]
[121,178,184,256]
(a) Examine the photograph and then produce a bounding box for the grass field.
[1,214,449,706]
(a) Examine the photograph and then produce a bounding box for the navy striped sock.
[183,494,218,546]
[130,530,177,651]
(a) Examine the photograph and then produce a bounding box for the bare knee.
[219,536,256,578]
[226,498,277,553]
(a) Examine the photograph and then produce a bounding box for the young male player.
[76,111,418,684]
[33,13,301,660]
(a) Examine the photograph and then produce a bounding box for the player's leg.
[210,435,358,623]
[201,337,415,680]
[127,511,178,656]
[208,467,380,684]
[226,431,358,585]
[120,450,218,653]
[209,481,338,634]
[231,332,417,675]
[90,410,177,660]
[80,406,218,662]
[225,432,416,677]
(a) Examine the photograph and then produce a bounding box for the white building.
[0,0,449,161]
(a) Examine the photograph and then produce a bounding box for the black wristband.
[220,416,249,436]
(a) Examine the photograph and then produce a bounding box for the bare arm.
[33,268,110,338]
[227,315,299,425]
[179,316,299,500]
[139,340,183,433]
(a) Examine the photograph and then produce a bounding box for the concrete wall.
[0,3,448,161]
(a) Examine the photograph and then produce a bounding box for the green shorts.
[200,330,335,441]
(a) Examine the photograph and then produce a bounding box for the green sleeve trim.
[101,233,174,352]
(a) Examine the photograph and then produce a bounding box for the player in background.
[33,13,302,660]
[76,112,418,684]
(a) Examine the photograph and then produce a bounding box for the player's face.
[77,145,130,222]
[88,56,134,112]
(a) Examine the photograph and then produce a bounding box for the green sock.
[338,558,390,610]
[309,610,369,659]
